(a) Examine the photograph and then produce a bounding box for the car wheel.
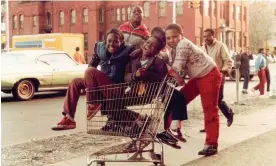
[12,79,35,101]
[229,69,241,81]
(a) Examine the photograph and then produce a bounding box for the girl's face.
[142,37,159,58]
[165,29,182,49]
[106,33,122,54]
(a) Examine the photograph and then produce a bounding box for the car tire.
[12,79,35,101]
[229,69,241,81]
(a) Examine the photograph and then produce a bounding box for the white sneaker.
[258,95,268,99]
[250,88,256,96]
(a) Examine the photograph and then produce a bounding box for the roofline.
[12,33,84,38]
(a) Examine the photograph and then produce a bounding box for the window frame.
[70,9,76,24]
[59,11,64,25]
[83,8,88,23]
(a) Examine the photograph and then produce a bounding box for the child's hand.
[136,68,147,78]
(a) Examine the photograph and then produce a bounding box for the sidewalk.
[46,105,276,166]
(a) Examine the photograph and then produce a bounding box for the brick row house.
[8,0,248,58]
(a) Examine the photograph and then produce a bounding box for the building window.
[159,1,166,17]
[33,16,37,27]
[13,15,17,29]
[243,36,247,47]
[99,8,104,23]
[127,7,131,20]
[143,1,150,17]
[232,5,235,20]
[59,11,64,25]
[99,31,104,41]
[243,7,247,21]
[116,8,121,21]
[111,8,115,22]
[46,12,51,26]
[121,8,126,21]
[204,0,209,16]
[83,8,88,23]
[236,32,241,47]
[84,33,88,49]
[70,9,76,24]
[176,1,183,15]
[212,1,216,17]
[19,14,24,28]
[220,4,226,19]
[1,15,5,23]
[236,6,241,20]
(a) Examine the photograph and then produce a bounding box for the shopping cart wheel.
[153,153,162,166]
[96,161,106,166]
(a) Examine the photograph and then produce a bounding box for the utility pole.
[172,0,176,23]
[5,0,10,51]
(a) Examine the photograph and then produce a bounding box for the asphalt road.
[1,64,276,146]
[182,129,276,166]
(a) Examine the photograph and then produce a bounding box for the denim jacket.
[96,42,134,83]
[255,53,267,72]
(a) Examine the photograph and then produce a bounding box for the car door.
[37,53,86,88]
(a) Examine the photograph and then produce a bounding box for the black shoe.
[156,131,181,149]
[167,128,187,142]
[198,145,218,156]
[227,112,234,127]
[199,129,206,133]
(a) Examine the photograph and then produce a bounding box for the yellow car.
[1,50,87,101]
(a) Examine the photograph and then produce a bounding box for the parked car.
[1,50,88,101]
[228,53,256,81]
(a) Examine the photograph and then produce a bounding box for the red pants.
[180,68,222,146]
[63,67,113,118]
[254,69,267,95]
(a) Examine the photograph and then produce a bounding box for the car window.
[1,53,33,65]
[37,53,77,66]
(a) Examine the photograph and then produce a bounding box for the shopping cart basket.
[86,77,176,166]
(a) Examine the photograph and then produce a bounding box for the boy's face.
[106,33,122,54]
[142,37,159,58]
[131,7,143,23]
[165,29,182,49]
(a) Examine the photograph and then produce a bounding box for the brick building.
[8,0,248,57]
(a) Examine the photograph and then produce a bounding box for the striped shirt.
[119,21,150,49]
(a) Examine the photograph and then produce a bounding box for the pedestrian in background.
[73,47,86,64]
[252,48,267,96]
[240,47,253,94]
[265,49,272,95]
[202,28,234,130]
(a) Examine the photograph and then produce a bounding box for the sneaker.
[242,90,248,94]
[51,116,76,130]
[251,88,256,96]
[167,128,186,142]
[227,112,234,127]
[156,132,181,149]
[87,103,102,120]
[198,145,218,156]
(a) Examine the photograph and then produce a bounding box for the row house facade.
[8,0,248,57]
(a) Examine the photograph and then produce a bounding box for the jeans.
[241,70,250,90]
[265,67,270,92]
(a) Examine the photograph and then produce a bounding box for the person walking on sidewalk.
[166,24,222,156]
[119,5,150,49]
[73,47,86,64]
[51,29,135,130]
[201,28,234,132]
[252,48,267,96]
[240,47,253,94]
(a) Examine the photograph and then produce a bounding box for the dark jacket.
[240,52,253,72]
[124,56,167,83]
[96,42,134,83]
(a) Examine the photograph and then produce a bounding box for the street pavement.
[1,63,276,146]
[44,105,276,166]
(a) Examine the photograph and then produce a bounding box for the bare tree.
[249,1,276,51]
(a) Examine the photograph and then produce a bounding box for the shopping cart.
[86,77,176,166]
